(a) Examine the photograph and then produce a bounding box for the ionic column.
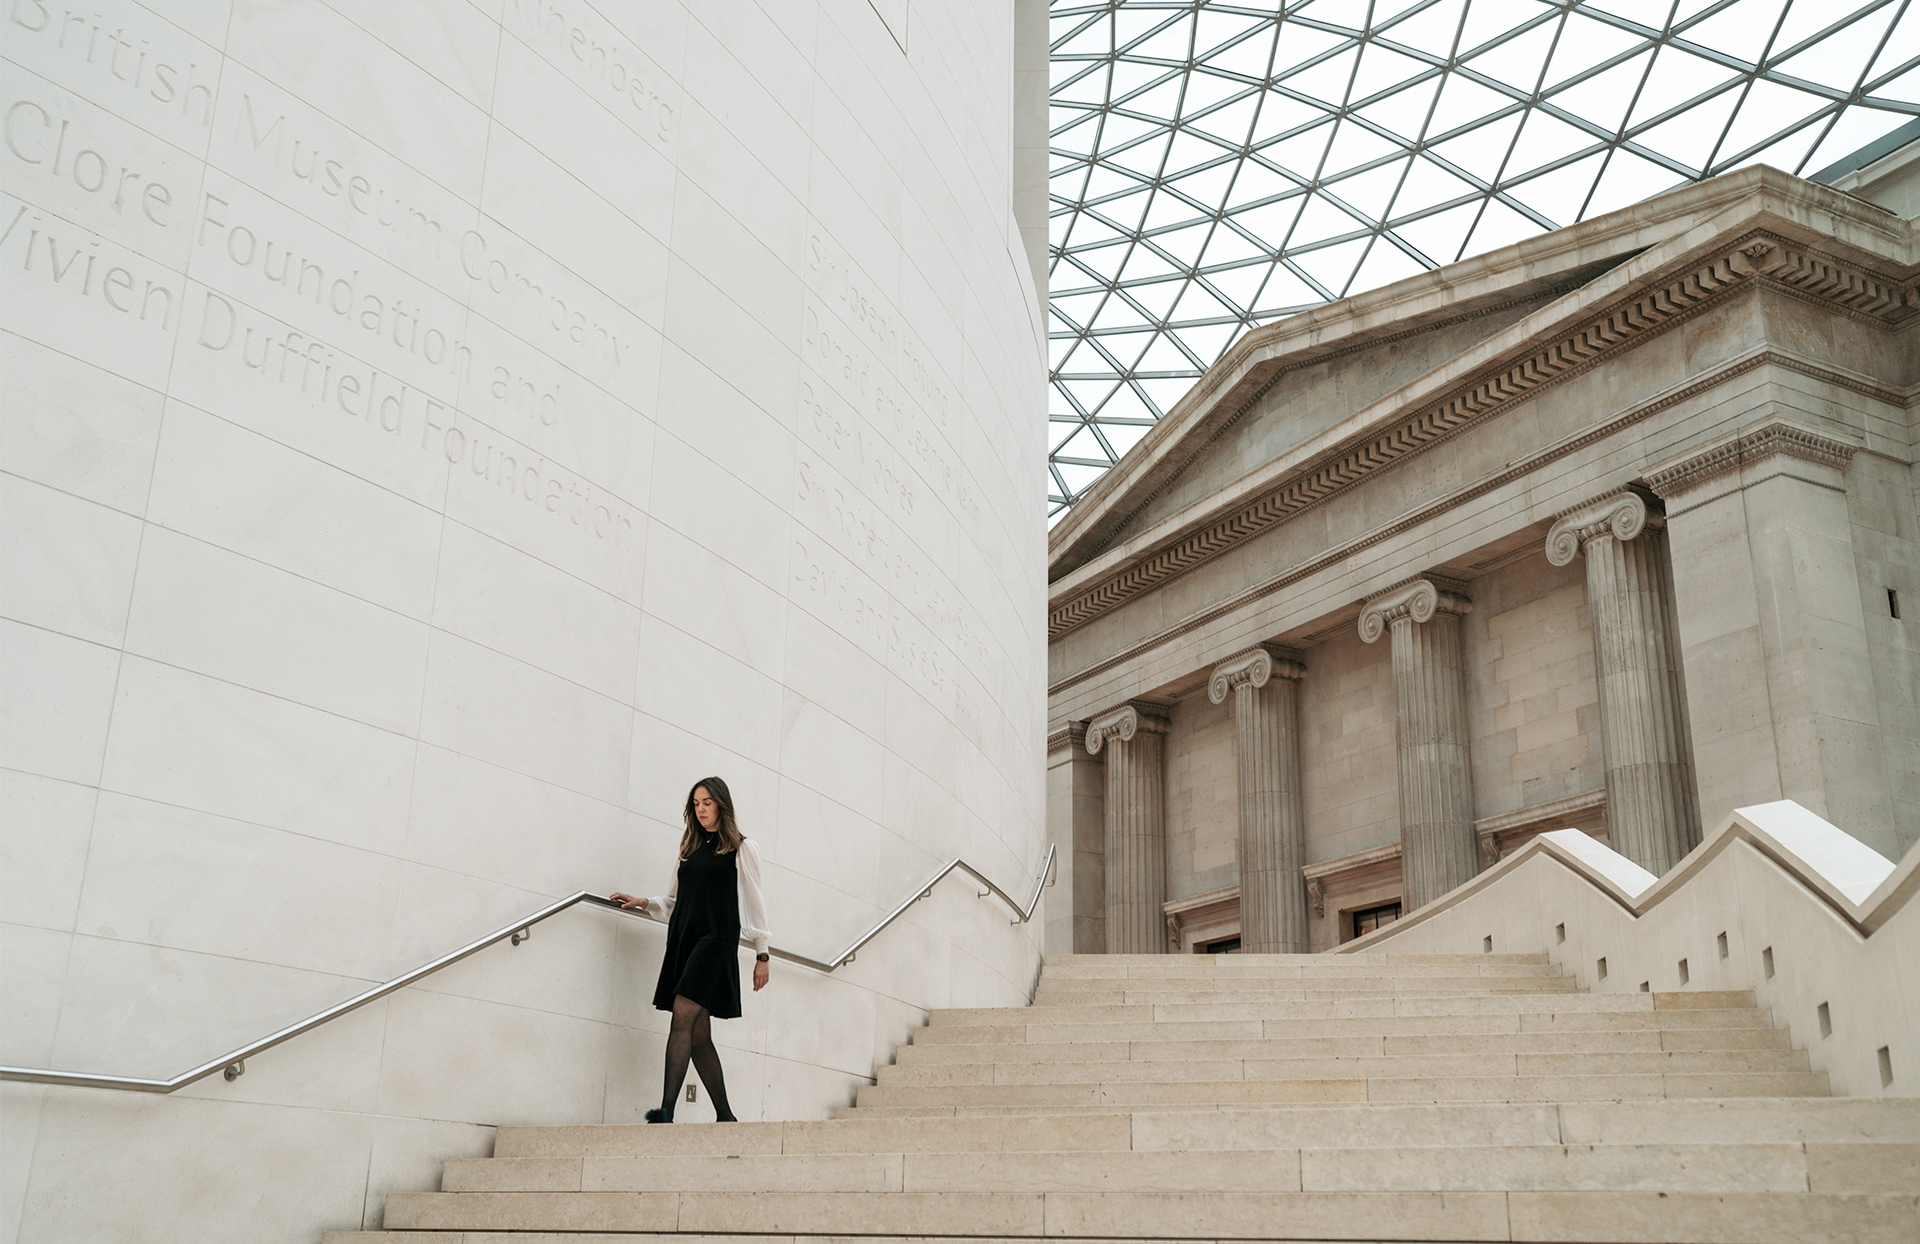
[1208,645,1309,953]
[1085,701,1170,954]
[1546,491,1701,876]
[1360,578,1476,911]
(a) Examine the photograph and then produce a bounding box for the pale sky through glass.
[1046,0,1919,518]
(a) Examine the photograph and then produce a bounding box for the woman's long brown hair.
[679,776,745,859]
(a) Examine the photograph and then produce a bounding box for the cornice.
[1046,231,1918,645]
[1645,418,1861,499]
[1047,347,1891,702]
[1045,720,1088,755]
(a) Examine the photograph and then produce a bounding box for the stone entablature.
[1044,167,1919,955]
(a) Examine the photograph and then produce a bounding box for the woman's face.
[692,787,720,831]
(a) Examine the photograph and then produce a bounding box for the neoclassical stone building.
[1045,164,1919,956]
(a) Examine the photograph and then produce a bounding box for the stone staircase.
[327,953,1919,1242]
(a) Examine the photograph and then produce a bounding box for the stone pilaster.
[1360,578,1476,911]
[1647,417,1903,857]
[1546,490,1700,876]
[1045,721,1105,954]
[1085,701,1171,954]
[1207,645,1309,953]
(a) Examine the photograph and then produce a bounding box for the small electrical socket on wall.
[686,1084,697,1102]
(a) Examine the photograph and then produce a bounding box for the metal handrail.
[0,845,1055,1094]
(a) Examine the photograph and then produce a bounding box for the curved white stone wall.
[0,1,1048,1236]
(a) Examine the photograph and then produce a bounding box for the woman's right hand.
[609,892,648,911]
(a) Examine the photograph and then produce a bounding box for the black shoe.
[644,1108,673,1124]
[715,1114,738,1123]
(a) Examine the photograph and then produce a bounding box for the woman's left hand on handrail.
[609,892,649,911]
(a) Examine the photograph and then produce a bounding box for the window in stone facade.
[1353,901,1404,938]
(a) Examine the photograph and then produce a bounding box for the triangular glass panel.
[1137,377,1200,412]
[1203,262,1271,314]
[1099,419,1154,459]
[1173,321,1244,365]
[1293,236,1371,294]
[1128,13,1197,62]
[1379,0,1470,58]
[1251,91,1338,143]
[1121,78,1187,120]
[1346,237,1433,297]
[1166,131,1235,177]
[1715,79,1835,163]
[1250,263,1330,316]
[1583,0,1679,31]
[1627,47,1742,130]
[1183,67,1253,116]
[1261,122,1340,177]
[1136,332,1204,374]
[1456,0,1552,57]
[1426,72,1520,140]
[1583,148,1689,217]
[1226,198,1306,250]
[1356,77,1442,146]
[1674,0,1786,66]
[1390,154,1481,217]
[1506,150,1608,226]
[1325,157,1412,220]
[1053,64,1112,108]
[1320,120,1408,177]
[1059,379,1119,414]
[1462,21,1561,98]
[1774,11,1900,93]
[1150,221,1215,268]
[1770,0,1858,59]
[1350,42,1433,101]
[1049,290,1107,328]
[1542,13,1650,89]
[1429,111,1524,182]
[1503,110,1605,180]
[1190,94,1261,146]
[1543,50,1655,138]
[1297,0,1372,34]
[1800,105,1912,175]
[1280,47,1363,108]
[1631,85,1743,174]
[1391,198,1486,264]
[1461,196,1547,258]
[1291,191,1368,246]
[1121,276,1187,320]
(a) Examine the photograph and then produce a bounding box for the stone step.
[1040,961,1565,980]
[1030,982,1585,1004]
[918,1008,1774,1045]
[494,1100,1918,1157]
[1044,952,1554,967]
[435,1141,1918,1195]
[930,991,1756,1027]
[875,1049,1811,1085]
[371,1188,1920,1240]
[1037,971,1573,990]
[852,1070,1829,1109]
[895,1027,1790,1064]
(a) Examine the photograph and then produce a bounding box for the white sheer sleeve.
[736,838,772,955]
[646,867,677,920]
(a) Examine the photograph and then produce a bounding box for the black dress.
[651,833,743,1019]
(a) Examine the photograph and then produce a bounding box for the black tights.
[655,994,735,1122]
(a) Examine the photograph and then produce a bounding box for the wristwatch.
[755,953,770,962]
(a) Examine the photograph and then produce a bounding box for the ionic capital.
[1544,491,1661,566]
[1206,645,1305,704]
[1084,701,1170,754]
[1358,577,1470,644]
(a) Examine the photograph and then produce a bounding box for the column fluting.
[1085,702,1170,954]
[1547,491,1701,875]
[1208,646,1309,953]
[1360,578,1478,911]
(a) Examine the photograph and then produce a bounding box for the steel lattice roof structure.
[1046,0,1919,517]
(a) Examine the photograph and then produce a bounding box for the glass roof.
[1046,0,1920,517]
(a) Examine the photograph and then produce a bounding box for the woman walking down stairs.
[327,953,1919,1242]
